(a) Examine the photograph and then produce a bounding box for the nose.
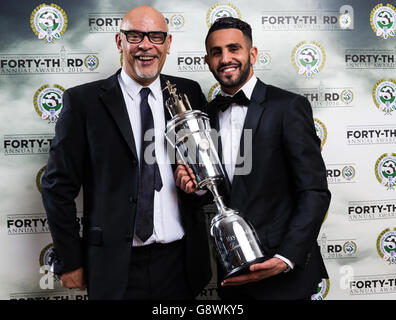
[138,35,153,50]
[220,51,232,64]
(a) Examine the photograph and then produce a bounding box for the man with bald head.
[41,5,211,300]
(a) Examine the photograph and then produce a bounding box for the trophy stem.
[206,180,228,214]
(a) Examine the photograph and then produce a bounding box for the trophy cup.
[163,81,267,279]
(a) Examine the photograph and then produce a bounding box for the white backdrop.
[0,0,395,300]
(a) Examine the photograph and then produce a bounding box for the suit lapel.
[231,79,268,192]
[100,70,138,160]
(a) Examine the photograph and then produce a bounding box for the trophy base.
[222,256,268,280]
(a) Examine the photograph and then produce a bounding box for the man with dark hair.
[175,17,330,300]
[41,5,211,300]
[204,16,253,46]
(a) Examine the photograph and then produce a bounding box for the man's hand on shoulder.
[60,267,86,290]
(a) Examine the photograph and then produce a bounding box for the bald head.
[121,5,168,32]
[115,5,172,86]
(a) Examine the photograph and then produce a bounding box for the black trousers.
[123,237,194,300]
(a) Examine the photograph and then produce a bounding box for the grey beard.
[135,64,159,80]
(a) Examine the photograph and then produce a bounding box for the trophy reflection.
[163,81,266,279]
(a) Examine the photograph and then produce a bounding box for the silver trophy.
[163,81,266,279]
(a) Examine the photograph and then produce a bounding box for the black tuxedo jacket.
[204,78,331,300]
[41,70,211,300]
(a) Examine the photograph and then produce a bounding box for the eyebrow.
[209,42,243,54]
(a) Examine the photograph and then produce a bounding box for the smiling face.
[205,28,257,95]
[115,6,172,86]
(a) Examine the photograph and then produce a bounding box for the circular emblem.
[343,241,357,256]
[84,54,100,72]
[206,2,241,28]
[339,12,353,29]
[39,243,54,268]
[377,228,396,264]
[372,79,396,115]
[341,89,354,105]
[314,118,327,149]
[292,41,326,78]
[370,4,396,39]
[311,278,330,300]
[30,3,68,43]
[34,84,65,123]
[257,52,271,67]
[375,153,396,190]
[170,14,185,30]
[208,82,222,102]
[342,165,355,181]
[199,139,211,152]
[36,165,47,193]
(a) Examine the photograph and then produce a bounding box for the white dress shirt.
[218,75,295,271]
[118,70,184,246]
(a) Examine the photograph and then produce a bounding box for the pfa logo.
[372,79,396,115]
[39,243,56,289]
[314,118,327,150]
[292,41,326,78]
[39,243,54,269]
[370,3,396,39]
[170,14,185,30]
[84,54,100,72]
[33,84,65,123]
[343,241,358,256]
[377,228,396,264]
[342,166,356,181]
[339,5,354,30]
[339,12,353,30]
[341,89,354,105]
[375,153,396,190]
[257,52,271,67]
[208,82,222,102]
[30,3,68,43]
[206,2,241,28]
[255,51,272,70]
[311,278,330,300]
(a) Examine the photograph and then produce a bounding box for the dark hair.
[205,17,252,47]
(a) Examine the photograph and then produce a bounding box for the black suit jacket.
[205,78,330,300]
[41,69,211,299]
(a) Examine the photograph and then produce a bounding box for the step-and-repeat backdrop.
[0,0,395,300]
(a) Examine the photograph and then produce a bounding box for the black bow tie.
[212,90,251,112]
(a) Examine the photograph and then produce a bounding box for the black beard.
[214,56,251,90]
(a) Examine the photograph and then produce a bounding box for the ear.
[166,34,172,54]
[115,33,123,53]
[250,46,258,66]
[204,54,209,65]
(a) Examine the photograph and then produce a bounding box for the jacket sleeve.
[41,89,86,274]
[276,95,331,267]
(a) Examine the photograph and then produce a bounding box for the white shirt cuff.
[274,254,295,270]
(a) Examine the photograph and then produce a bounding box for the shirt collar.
[120,69,161,101]
[221,75,257,100]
